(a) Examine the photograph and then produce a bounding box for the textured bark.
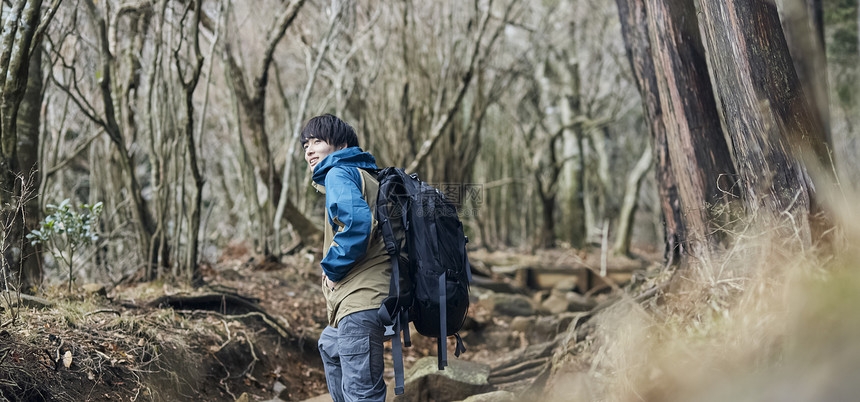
[1,0,44,291]
[645,0,738,251]
[404,0,515,175]
[779,0,830,141]
[534,128,563,249]
[570,133,587,249]
[221,0,319,250]
[178,0,205,283]
[1,0,42,210]
[695,0,829,242]
[613,145,653,256]
[84,0,162,273]
[15,47,42,289]
[615,0,685,262]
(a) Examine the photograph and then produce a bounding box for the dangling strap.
[377,175,409,394]
[438,271,448,370]
[401,309,411,347]
[465,258,473,283]
[391,313,405,395]
[376,196,402,335]
[454,333,467,357]
[377,251,401,336]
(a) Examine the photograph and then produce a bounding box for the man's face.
[304,138,345,171]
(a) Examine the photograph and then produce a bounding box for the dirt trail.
[0,245,659,401]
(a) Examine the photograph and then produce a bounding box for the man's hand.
[323,273,337,290]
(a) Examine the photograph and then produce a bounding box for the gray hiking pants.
[318,309,387,402]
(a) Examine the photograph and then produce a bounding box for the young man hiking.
[303,114,390,401]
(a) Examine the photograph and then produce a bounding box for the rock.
[537,289,596,314]
[1,293,54,309]
[461,315,483,331]
[552,277,579,292]
[532,290,549,305]
[566,291,597,312]
[485,293,534,317]
[556,312,582,335]
[482,329,520,351]
[82,283,107,297]
[510,316,535,333]
[540,293,570,315]
[219,268,244,281]
[457,390,516,402]
[298,394,330,402]
[470,276,524,294]
[532,316,563,343]
[395,356,493,401]
[470,286,492,302]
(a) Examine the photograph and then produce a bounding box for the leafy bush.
[26,199,103,292]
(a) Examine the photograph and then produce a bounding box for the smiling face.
[304,138,345,171]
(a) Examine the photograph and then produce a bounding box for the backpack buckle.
[383,324,395,337]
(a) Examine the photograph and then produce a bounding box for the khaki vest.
[313,168,390,327]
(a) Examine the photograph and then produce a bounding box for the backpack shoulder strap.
[375,167,410,395]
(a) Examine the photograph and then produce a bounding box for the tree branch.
[406,0,518,174]
[29,0,64,57]
[44,129,104,178]
[254,0,306,101]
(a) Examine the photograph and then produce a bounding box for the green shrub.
[26,199,103,292]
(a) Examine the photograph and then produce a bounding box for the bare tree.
[174,0,205,282]
[220,0,318,254]
[403,0,517,178]
[274,0,346,256]
[346,0,518,184]
[615,0,684,262]
[696,0,832,245]
[1,0,62,290]
[76,0,162,277]
[644,0,737,254]
[612,143,652,256]
[779,0,830,141]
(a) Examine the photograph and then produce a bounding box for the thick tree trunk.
[615,0,685,263]
[180,0,205,284]
[221,0,320,251]
[779,0,830,141]
[15,46,43,289]
[534,130,565,249]
[645,0,739,253]
[1,0,41,209]
[537,190,556,249]
[1,0,44,292]
[570,133,587,249]
[559,61,586,250]
[85,0,163,276]
[695,0,830,243]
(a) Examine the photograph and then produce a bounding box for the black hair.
[300,114,359,148]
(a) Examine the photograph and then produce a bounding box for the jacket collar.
[312,147,378,186]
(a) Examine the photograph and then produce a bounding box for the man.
[303,114,390,401]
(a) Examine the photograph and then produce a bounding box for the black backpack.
[374,167,472,395]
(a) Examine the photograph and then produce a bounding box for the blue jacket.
[312,147,379,282]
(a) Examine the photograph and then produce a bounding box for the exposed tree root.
[148,293,291,340]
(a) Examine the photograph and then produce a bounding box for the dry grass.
[1,258,332,401]
[544,201,860,401]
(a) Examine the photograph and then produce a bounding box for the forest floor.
[0,243,659,402]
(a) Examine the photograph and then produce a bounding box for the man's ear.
[336,144,348,151]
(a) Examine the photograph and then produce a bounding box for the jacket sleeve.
[320,166,373,282]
